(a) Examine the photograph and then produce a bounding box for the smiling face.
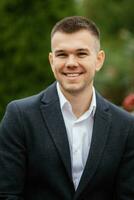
[49,30,105,98]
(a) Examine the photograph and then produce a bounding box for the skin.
[49,30,105,117]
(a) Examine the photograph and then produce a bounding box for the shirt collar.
[56,82,96,117]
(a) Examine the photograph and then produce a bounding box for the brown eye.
[77,52,88,58]
[56,53,67,58]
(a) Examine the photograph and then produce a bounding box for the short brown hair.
[51,16,100,40]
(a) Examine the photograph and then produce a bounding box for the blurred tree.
[83,0,134,34]
[0,0,77,119]
[82,0,134,105]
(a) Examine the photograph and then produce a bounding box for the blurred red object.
[122,93,134,112]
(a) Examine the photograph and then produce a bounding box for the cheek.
[83,61,96,73]
[53,60,65,72]
[51,64,62,79]
[85,63,97,78]
[52,66,58,76]
[81,57,96,66]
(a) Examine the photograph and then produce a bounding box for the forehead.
[51,30,98,51]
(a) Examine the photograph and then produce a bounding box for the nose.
[65,55,79,68]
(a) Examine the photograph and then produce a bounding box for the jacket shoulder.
[96,92,134,124]
[8,90,45,111]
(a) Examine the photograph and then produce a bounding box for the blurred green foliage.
[0,0,134,119]
[82,0,134,105]
[0,0,77,119]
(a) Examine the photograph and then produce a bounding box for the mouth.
[63,72,83,77]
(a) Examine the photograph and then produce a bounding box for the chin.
[59,81,88,94]
[64,85,85,94]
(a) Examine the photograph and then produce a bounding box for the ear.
[49,52,55,72]
[95,50,105,72]
[49,52,53,66]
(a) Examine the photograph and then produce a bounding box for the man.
[0,16,134,200]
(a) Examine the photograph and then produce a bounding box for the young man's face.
[49,30,105,97]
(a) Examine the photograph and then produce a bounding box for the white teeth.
[66,73,80,77]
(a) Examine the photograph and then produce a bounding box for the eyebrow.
[54,50,65,54]
[76,48,89,52]
[54,48,89,54]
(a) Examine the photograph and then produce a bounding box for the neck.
[61,86,93,118]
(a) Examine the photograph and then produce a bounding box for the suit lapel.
[74,93,112,199]
[39,83,112,198]
[40,83,72,180]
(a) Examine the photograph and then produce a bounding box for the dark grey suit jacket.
[0,82,134,200]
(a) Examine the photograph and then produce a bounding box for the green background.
[0,0,134,119]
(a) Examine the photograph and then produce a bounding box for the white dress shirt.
[56,82,96,190]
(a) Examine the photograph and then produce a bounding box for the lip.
[63,72,83,77]
[62,72,84,81]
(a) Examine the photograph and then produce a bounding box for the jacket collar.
[40,82,112,198]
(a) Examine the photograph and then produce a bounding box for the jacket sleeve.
[0,101,26,200]
[116,117,134,199]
